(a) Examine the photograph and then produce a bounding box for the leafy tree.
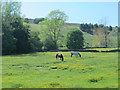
[12,19,32,53]
[93,24,98,35]
[2,1,21,54]
[40,9,68,49]
[93,25,112,47]
[80,24,85,31]
[2,1,33,54]
[2,20,17,54]
[66,28,84,49]
[93,24,98,29]
[93,26,106,47]
[80,23,94,35]
[108,25,112,31]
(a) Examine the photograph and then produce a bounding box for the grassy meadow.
[2,23,118,88]
[2,51,118,88]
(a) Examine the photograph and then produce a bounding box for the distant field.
[2,51,118,88]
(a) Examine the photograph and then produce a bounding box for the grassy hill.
[29,23,118,48]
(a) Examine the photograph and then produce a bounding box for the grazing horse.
[56,53,64,61]
[71,52,81,57]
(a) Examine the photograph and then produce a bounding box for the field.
[2,51,118,88]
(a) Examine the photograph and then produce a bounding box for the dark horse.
[56,53,64,61]
[71,52,81,57]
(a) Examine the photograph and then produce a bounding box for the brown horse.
[56,53,64,61]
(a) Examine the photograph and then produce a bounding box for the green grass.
[2,51,118,88]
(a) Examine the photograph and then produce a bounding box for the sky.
[21,2,118,26]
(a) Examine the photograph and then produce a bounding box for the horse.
[56,53,64,61]
[70,52,81,57]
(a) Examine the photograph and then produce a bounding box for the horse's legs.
[56,54,58,59]
[78,53,81,57]
[71,54,73,57]
[61,58,64,61]
[61,55,64,61]
[79,54,81,57]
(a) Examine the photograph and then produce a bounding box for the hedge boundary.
[43,49,120,52]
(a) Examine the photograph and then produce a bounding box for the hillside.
[29,23,118,48]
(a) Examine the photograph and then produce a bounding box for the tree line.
[24,18,44,24]
[80,23,113,35]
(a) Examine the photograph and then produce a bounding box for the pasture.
[2,51,118,88]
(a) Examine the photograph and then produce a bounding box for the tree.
[80,24,85,31]
[33,18,44,24]
[93,25,106,47]
[66,28,84,49]
[43,38,58,51]
[24,18,29,23]
[2,1,33,54]
[30,32,43,51]
[40,9,68,49]
[13,21,32,53]
[108,26,112,31]
[93,24,98,29]
[2,1,21,54]
[2,20,17,54]
[92,24,113,47]
[80,23,94,35]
